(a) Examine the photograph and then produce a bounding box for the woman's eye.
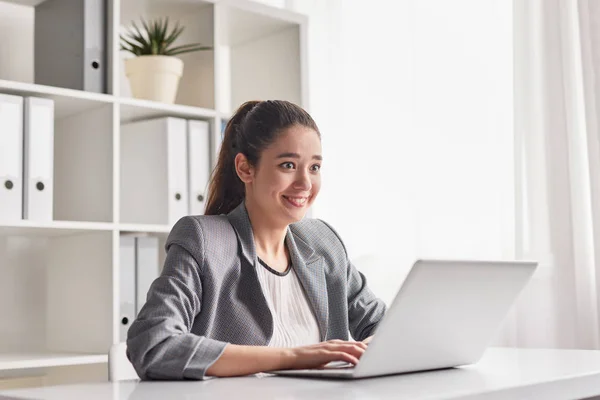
[281,162,295,169]
[311,164,321,172]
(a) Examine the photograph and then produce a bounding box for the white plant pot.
[125,55,184,104]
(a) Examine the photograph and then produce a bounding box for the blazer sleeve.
[319,220,387,341]
[126,216,228,380]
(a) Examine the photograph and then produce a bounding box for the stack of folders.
[120,117,211,226]
[0,93,55,222]
[120,234,160,342]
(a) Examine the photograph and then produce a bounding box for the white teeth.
[285,196,307,205]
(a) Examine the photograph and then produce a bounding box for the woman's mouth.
[282,195,308,208]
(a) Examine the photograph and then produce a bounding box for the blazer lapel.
[227,202,329,342]
[286,229,329,341]
[226,203,272,343]
[226,202,257,267]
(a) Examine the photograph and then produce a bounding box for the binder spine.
[187,120,211,216]
[0,94,23,222]
[23,97,54,221]
[119,236,136,343]
[84,0,107,93]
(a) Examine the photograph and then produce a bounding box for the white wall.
[287,0,514,305]
[0,2,33,83]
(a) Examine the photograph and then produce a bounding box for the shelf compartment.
[0,1,114,94]
[0,232,114,357]
[119,0,215,109]
[119,117,212,226]
[53,105,114,223]
[215,1,305,113]
[0,95,114,224]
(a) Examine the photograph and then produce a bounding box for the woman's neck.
[245,199,288,261]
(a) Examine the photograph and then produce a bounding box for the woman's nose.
[293,170,312,190]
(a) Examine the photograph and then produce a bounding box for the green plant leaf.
[120,31,143,48]
[120,16,212,56]
[153,19,160,51]
[130,21,151,52]
[120,32,144,56]
[159,17,169,53]
[120,35,143,51]
[140,17,151,41]
[164,23,185,47]
[165,43,213,56]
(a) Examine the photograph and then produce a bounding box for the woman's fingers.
[322,343,366,359]
[287,340,368,370]
[326,339,368,350]
[329,351,360,365]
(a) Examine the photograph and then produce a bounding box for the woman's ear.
[234,153,254,183]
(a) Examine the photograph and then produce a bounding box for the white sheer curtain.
[290,0,515,307]
[280,0,600,349]
[504,0,600,349]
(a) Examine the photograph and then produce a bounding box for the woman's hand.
[281,339,368,370]
[207,340,367,377]
[362,335,374,345]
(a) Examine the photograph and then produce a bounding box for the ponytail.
[204,100,320,215]
[205,101,260,215]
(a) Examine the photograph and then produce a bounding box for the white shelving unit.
[0,221,115,237]
[0,0,307,389]
[0,353,108,372]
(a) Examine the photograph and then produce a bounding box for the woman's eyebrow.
[276,152,323,161]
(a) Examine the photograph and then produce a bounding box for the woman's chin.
[280,204,308,223]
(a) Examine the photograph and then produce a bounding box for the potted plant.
[120,17,212,104]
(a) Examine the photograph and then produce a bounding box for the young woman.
[126,100,386,380]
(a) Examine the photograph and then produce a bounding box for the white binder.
[23,97,55,221]
[0,94,23,222]
[120,236,136,342]
[135,236,160,315]
[120,117,189,226]
[187,120,211,215]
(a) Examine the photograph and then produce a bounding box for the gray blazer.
[126,202,387,380]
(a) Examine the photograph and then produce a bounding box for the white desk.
[2,348,600,400]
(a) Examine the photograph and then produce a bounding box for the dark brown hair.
[205,100,320,215]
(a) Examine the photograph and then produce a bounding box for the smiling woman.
[238,125,322,224]
[205,100,321,218]
[125,100,386,380]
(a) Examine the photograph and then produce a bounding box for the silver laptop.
[271,258,537,379]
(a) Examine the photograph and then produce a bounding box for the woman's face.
[242,125,322,226]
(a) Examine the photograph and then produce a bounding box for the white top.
[3,348,600,399]
[254,258,321,348]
